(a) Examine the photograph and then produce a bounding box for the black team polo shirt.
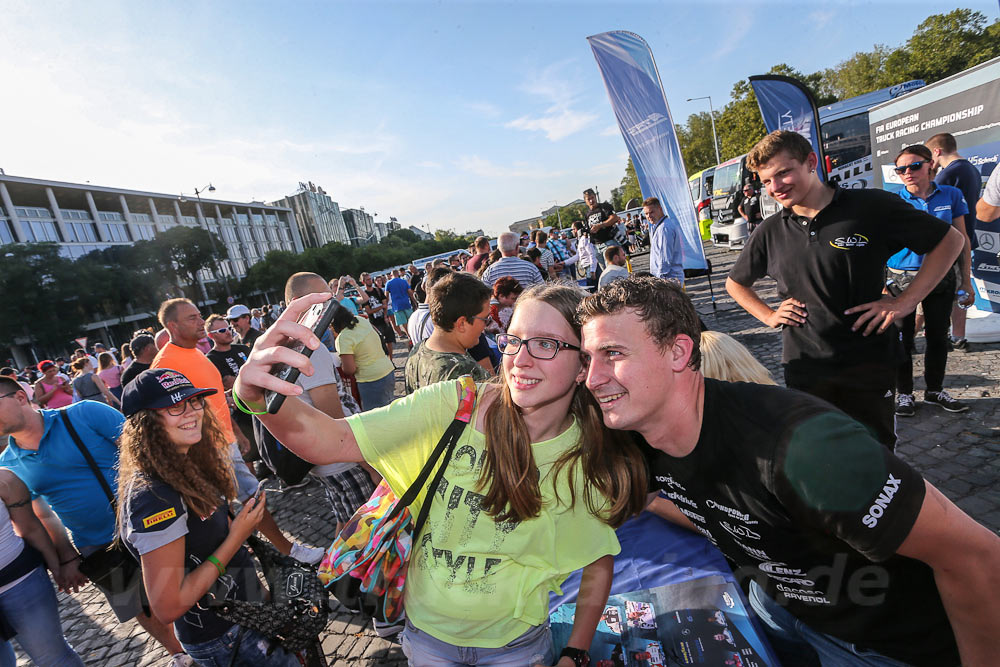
[729,186,950,372]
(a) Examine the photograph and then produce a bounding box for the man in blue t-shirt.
[0,378,192,664]
[385,267,417,332]
[928,132,983,350]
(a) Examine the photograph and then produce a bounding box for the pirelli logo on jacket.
[142,507,177,528]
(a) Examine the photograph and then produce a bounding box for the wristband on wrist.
[233,392,267,416]
[60,554,82,565]
[207,555,225,576]
[560,647,590,667]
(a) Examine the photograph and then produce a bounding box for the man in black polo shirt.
[578,277,999,667]
[120,333,156,387]
[725,131,963,448]
[584,187,621,269]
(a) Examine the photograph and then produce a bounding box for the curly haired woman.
[116,369,299,666]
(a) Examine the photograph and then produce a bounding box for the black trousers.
[895,287,953,395]
[784,362,896,450]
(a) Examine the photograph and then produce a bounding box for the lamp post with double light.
[179,183,232,301]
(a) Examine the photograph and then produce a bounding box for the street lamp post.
[686,96,722,165]
[548,200,562,228]
[179,183,232,301]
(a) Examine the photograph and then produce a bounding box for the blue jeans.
[401,619,553,667]
[358,372,396,411]
[0,567,84,667]
[181,624,300,667]
[228,441,261,501]
[749,581,911,667]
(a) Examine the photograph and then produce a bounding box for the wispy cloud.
[415,160,442,169]
[454,155,567,180]
[504,60,597,141]
[601,124,620,137]
[711,9,755,60]
[465,101,502,118]
[809,9,835,29]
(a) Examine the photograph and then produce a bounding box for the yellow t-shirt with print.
[334,317,395,383]
[346,380,620,648]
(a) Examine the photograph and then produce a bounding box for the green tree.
[620,158,643,206]
[676,111,720,175]
[900,10,1000,83]
[140,226,226,299]
[0,244,87,350]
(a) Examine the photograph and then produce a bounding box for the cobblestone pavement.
[16,243,999,665]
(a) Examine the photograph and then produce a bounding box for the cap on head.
[225,304,251,320]
[38,360,56,371]
[121,368,218,418]
[130,334,155,354]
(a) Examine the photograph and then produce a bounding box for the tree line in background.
[0,227,472,350]
[617,8,1000,188]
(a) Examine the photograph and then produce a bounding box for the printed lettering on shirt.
[862,474,902,528]
[142,507,177,528]
[665,491,698,509]
[654,474,685,491]
[705,499,757,524]
[776,583,831,604]
[720,521,761,541]
[677,507,706,524]
[732,540,770,561]
[694,525,716,542]
[829,234,869,250]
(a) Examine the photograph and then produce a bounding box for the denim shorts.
[181,624,301,667]
[401,618,553,667]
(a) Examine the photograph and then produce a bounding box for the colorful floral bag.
[317,375,477,622]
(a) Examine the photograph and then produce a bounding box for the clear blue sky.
[2,1,996,236]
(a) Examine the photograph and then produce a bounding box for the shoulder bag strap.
[60,410,116,510]
[386,376,477,529]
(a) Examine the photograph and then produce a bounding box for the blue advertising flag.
[749,75,827,181]
[587,31,707,270]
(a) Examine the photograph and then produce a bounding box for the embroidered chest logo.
[142,507,177,528]
[829,234,869,250]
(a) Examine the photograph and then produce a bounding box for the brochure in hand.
[550,575,777,667]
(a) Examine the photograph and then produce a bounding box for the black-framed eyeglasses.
[0,391,20,400]
[469,315,492,326]
[496,334,581,360]
[164,396,206,416]
[894,161,926,174]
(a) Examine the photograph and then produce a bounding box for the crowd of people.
[0,129,997,666]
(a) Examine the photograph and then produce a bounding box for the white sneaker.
[290,543,325,565]
[169,654,195,667]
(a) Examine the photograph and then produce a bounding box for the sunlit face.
[458,301,491,349]
[895,153,930,192]
[755,150,819,209]
[157,397,205,452]
[172,303,206,345]
[584,191,598,208]
[206,320,234,345]
[497,292,519,308]
[502,300,585,416]
[581,309,677,432]
[0,389,30,438]
[643,203,664,225]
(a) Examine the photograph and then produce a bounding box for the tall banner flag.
[749,75,827,181]
[587,31,707,270]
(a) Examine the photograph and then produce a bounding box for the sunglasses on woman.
[894,160,926,174]
[496,334,581,360]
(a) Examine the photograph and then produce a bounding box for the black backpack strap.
[60,410,116,510]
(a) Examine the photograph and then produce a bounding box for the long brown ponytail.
[479,282,647,526]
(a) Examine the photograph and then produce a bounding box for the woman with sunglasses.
[887,144,973,417]
[234,283,647,667]
[115,369,300,666]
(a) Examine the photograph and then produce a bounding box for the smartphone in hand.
[263,299,338,414]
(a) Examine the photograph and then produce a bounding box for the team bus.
[688,167,715,240]
[819,80,925,188]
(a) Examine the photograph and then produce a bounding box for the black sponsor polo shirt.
[641,380,958,666]
[729,187,949,367]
